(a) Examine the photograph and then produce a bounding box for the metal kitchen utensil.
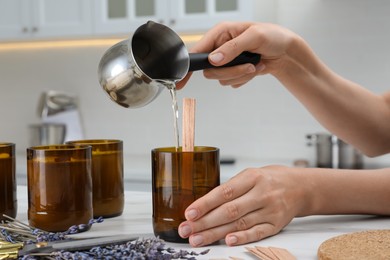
[306,133,335,168]
[337,138,364,169]
[37,90,78,118]
[306,133,364,169]
[37,91,84,141]
[0,235,139,259]
[98,20,261,108]
[28,123,66,146]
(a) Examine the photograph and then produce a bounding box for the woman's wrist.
[289,167,320,217]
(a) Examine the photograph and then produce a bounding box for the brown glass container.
[27,145,93,232]
[66,140,124,218]
[152,146,220,243]
[0,143,17,221]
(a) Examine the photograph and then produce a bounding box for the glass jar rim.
[0,142,15,147]
[27,144,92,151]
[152,146,219,153]
[66,139,122,145]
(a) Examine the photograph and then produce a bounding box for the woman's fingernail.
[226,235,238,245]
[209,52,224,63]
[179,224,192,237]
[191,235,204,247]
[256,63,266,72]
[185,209,198,220]
[246,64,256,73]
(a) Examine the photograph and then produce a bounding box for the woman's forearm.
[299,167,390,216]
[272,35,390,156]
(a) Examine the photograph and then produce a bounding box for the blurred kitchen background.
[1,0,390,170]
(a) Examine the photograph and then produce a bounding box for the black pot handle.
[189,51,261,71]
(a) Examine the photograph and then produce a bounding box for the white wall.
[1,0,390,167]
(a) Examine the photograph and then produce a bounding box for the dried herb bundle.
[48,237,210,260]
[1,215,210,259]
[0,215,104,244]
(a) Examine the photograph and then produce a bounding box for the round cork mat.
[318,230,390,260]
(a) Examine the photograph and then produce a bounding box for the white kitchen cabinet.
[0,0,253,41]
[93,0,168,35]
[0,0,29,40]
[0,0,93,41]
[94,0,254,35]
[170,0,254,32]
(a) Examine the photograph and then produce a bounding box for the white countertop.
[14,185,390,260]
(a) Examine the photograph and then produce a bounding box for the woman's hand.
[176,22,298,89]
[177,21,390,156]
[178,165,308,247]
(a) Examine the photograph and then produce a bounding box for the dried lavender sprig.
[2,214,34,231]
[1,215,45,243]
[2,217,211,260]
[1,215,105,244]
[16,237,210,260]
[0,226,36,238]
[0,229,15,243]
[34,217,105,243]
[46,237,210,260]
[62,216,104,235]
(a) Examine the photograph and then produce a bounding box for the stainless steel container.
[98,20,260,108]
[306,133,364,169]
[37,90,84,142]
[28,123,66,146]
[306,133,335,168]
[337,139,364,169]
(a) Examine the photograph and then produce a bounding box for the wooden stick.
[181,98,196,192]
[182,98,196,152]
[246,246,297,260]
[268,246,297,260]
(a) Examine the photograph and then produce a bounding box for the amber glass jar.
[66,140,124,218]
[152,146,220,243]
[27,145,93,232]
[0,143,17,221]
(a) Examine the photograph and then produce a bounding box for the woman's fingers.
[204,63,255,80]
[225,222,279,246]
[180,189,261,238]
[183,170,258,222]
[186,208,281,247]
[203,62,266,88]
[190,22,254,55]
[175,72,192,90]
[178,166,301,247]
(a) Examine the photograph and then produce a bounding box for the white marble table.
[15,185,390,260]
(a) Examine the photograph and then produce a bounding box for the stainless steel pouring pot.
[98,20,261,108]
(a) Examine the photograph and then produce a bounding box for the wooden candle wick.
[182,98,196,152]
[182,98,196,191]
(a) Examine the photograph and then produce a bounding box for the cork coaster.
[318,230,390,260]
